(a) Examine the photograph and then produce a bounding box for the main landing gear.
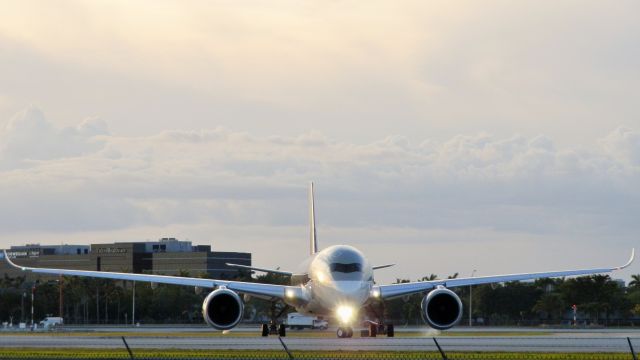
[336,326,353,338]
[261,301,289,337]
[261,322,286,337]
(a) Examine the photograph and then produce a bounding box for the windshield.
[330,263,362,273]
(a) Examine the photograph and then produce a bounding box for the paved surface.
[1,330,640,353]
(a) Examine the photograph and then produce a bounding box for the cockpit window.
[330,263,362,273]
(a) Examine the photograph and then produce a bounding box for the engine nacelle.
[421,286,463,330]
[202,288,244,330]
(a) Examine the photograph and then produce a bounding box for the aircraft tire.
[278,324,286,337]
[261,324,269,337]
[386,324,394,337]
[369,323,377,337]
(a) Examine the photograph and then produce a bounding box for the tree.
[533,293,565,322]
[559,275,626,324]
[629,274,640,289]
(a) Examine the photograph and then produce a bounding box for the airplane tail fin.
[309,182,318,255]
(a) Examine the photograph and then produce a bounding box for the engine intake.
[421,287,462,330]
[202,288,244,330]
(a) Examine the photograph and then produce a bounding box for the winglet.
[615,248,635,270]
[2,250,27,271]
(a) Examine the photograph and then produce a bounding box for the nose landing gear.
[336,326,353,338]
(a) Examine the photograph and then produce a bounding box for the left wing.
[375,249,634,299]
[2,250,299,301]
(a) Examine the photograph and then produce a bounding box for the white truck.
[286,312,328,330]
[39,317,63,329]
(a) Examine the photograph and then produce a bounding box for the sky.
[0,1,638,284]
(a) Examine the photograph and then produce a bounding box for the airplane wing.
[375,249,635,299]
[1,250,296,301]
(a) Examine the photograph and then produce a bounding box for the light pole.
[469,269,477,327]
[132,280,136,326]
[21,292,26,324]
[31,283,35,330]
[59,276,63,321]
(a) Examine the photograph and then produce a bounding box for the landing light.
[371,288,381,298]
[336,305,355,324]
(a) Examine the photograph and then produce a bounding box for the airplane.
[1,183,635,338]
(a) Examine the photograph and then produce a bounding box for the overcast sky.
[0,1,638,284]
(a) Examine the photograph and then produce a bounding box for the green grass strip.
[0,348,631,359]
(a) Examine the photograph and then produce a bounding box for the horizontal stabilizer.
[225,263,293,276]
[372,264,395,270]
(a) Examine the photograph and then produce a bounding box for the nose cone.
[331,280,370,304]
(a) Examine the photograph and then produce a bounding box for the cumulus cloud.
[0,107,638,231]
[0,105,109,169]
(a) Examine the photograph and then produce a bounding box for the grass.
[0,348,633,360]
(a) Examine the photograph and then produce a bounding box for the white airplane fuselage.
[288,244,374,323]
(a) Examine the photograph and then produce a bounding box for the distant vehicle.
[286,312,328,330]
[39,317,63,328]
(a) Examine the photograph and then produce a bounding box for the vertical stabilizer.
[309,182,318,255]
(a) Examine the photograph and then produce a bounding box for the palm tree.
[629,274,640,289]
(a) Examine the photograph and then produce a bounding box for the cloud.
[599,127,640,167]
[0,2,638,146]
[0,105,109,169]
[0,107,638,234]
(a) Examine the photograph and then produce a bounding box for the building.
[1,238,251,281]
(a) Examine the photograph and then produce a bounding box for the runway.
[1,328,640,353]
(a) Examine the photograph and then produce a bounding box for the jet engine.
[421,286,462,330]
[202,288,244,330]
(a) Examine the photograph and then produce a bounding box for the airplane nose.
[333,281,369,303]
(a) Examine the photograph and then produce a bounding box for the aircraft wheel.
[278,324,286,337]
[369,323,377,337]
[261,324,269,337]
[336,327,346,338]
[386,324,394,337]
[346,327,353,338]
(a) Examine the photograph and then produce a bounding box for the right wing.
[376,249,635,299]
[2,250,298,301]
